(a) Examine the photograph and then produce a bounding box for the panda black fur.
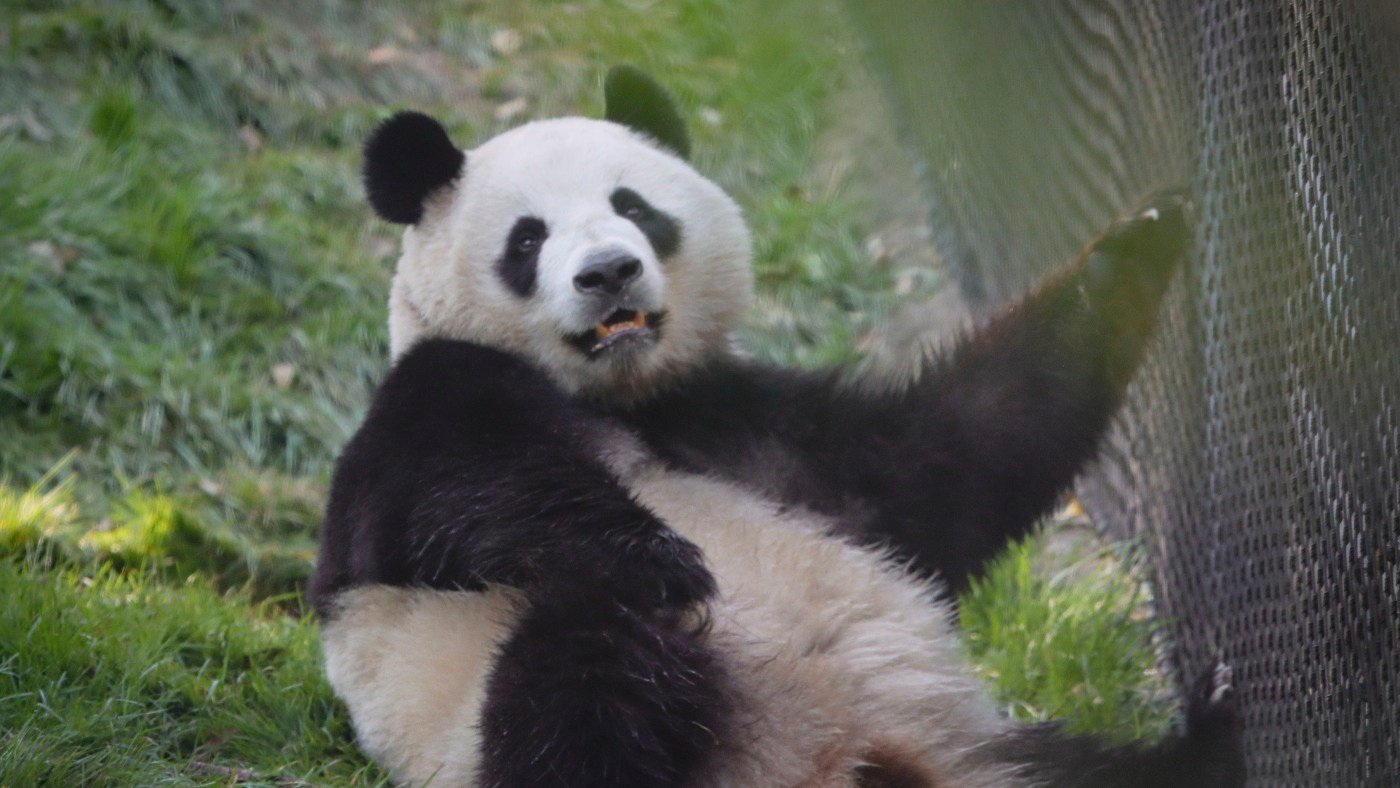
[310,67,1245,787]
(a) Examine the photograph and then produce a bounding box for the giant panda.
[309,66,1244,787]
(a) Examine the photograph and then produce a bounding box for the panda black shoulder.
[312,338,617,612]
[367,339,565,428]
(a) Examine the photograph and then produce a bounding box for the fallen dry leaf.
[495,97,528,122]
[271,363,296,390]
[490,28,523,56]
[237,124,263,155]
[28,240,80,275]
[368,46,400,65]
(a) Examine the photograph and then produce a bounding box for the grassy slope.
[0,1,1170,783]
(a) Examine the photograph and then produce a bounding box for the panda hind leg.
[989,663,1244,787]
[477,595,727,788]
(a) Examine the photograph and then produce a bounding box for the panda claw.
[1209,662,1234,705]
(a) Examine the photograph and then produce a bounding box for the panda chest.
[619,462,946,654]
[618,465,1003,787]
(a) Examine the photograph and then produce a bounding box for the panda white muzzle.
[563,250,665,358]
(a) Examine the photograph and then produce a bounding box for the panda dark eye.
[497,216,547,298]
[611,189,654,222]
[610,187,682,259]
[505,217,548,260]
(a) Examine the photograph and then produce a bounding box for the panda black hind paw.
[1186,661,1239,739]
[1184,662,1247,787]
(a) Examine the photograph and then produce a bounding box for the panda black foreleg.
[315,339,728,784]
[853,190,1191,591]
[990,663,1244,787]
[313,339,717,613]
[478,594,728,788]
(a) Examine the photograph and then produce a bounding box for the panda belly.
[626,464,1014,787]
[320,462,1015,787]
[320,584,524,785]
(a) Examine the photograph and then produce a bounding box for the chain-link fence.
[848,1,1400,784]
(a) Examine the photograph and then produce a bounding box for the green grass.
[0,0,1171,782]
[0,555,374,786]
[960,527,1175,742]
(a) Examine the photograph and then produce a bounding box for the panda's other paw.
[1093,188,1193,264]
[1073,188,1194,354]
[598,526,717,612]
[1084,188,1193,303]
[480,597,727,788]
[1185,662,1246,787]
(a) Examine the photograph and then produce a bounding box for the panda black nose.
[573,255,642,296]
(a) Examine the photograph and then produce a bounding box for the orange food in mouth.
[596,310,649,339]
[566,309,666,357]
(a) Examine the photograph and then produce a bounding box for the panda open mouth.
[567,309,665,358]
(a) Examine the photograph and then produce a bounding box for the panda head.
[367,66,753,401]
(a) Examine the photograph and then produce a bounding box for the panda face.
[383,118,752,400]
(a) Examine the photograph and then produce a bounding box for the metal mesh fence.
[847,1,1400,784]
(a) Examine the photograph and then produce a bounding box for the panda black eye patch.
[497,217,548,298]
[610,188,681,259]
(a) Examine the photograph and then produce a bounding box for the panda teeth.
[595,311,649,340]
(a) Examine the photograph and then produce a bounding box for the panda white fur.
[311,67,1244,787]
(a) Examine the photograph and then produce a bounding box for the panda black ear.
[363,111,466,224]
[604,65,691,160]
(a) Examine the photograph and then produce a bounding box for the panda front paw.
[596,525,717,612]
[480,596,727,787]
